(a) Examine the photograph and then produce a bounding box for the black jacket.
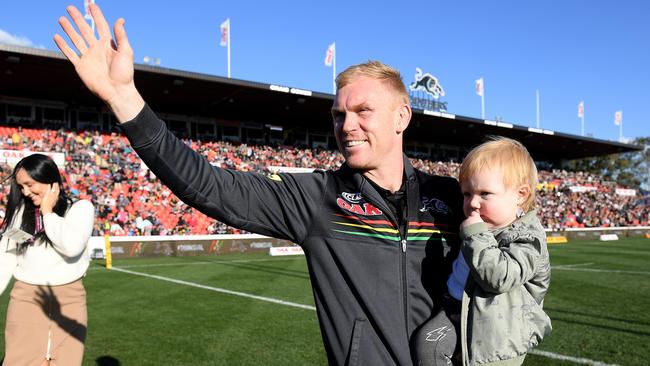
[121,105,463,365]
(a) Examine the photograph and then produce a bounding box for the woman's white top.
[0,199,94,295]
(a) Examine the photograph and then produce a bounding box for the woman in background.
[0,154,94,366]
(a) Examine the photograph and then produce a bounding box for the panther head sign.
[409,68,445,99]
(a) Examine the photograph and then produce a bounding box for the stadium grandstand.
[0,43,648,237]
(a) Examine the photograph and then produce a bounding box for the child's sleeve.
[460,222,544,294]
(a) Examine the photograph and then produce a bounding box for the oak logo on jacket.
[336,193,383,216]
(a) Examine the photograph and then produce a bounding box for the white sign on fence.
[599,234,619,241]
[0,149,66,167]
[269,246,305,256]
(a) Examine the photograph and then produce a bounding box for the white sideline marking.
[553,262,594,269]
[110,267,316,311]
[88,262,214,271]
[529,349,620,366]
[553,267,650,276]
[108,266,622,366]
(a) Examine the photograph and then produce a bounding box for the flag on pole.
[84,0,95,20]
[577,101,584,118]
[220,18,230,47]
[475,78,484,96]
[325,43,335,67]
[324,43,336,94]
[614,110,622,125]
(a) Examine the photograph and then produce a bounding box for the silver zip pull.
[401,239,407,253]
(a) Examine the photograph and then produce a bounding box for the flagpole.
[481,91,485,120]
[227,19,231,78]
[475,78,485,119]
[578,101,585,136]
[332,43,336,94]
[618,111,623,142]
[85,0,95,36]
[536,89,540,128]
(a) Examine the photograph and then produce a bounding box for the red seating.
[0,123,647,234]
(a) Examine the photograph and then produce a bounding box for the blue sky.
[1,1,648,143]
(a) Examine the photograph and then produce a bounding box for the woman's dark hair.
[0,154,71,251]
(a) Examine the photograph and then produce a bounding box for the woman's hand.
[40,183,59,215]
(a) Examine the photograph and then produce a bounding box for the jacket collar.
[492,209,539,237]
[339,154,418,225]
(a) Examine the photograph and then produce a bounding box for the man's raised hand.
[54,4,144,122]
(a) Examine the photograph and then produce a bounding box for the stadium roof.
[0,44,641,161]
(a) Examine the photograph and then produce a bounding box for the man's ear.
[396,103,412,134]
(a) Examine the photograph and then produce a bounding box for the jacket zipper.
[362,179,411,342]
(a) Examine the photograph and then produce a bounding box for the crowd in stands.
[0,126,648,236]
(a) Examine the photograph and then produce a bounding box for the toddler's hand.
[461,209,483,229]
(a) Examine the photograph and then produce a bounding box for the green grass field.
[0,237,648,365]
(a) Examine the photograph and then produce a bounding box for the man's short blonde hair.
[336,60,410,105]
[459,136,538,212]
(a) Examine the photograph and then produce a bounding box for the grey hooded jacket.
[459,210,552,365]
